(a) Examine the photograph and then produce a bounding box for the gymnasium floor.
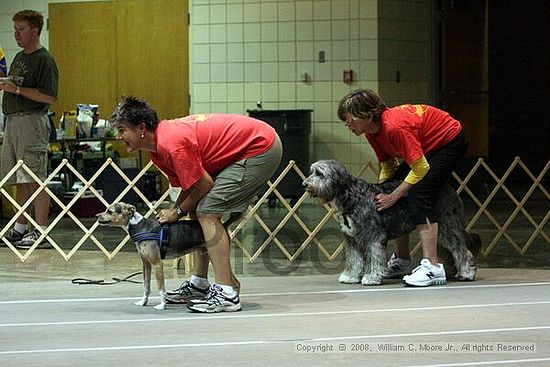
[0,250,549,367]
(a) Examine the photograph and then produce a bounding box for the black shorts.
[394,130,468,225]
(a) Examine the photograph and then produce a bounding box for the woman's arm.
[375,156,429,211]
[157,171,215,223]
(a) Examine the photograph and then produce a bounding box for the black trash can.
[92,167,141,205]
[247,109,312,202]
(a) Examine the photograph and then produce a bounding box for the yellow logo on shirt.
[194,114,209,122]
[177,114,212,124]
[398,104,429,117]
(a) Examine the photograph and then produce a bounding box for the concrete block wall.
[1,0,434,180]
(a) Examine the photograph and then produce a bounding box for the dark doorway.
[488,0,550,181]
[438,0,488,160]
[438,0,550,183]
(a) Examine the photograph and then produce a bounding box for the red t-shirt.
[150,113,276,190]
[366,104,462,164]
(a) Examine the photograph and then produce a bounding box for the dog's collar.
[129,212,144,225]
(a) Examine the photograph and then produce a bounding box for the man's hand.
[0,78,17,94]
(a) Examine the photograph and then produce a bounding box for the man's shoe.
[2,228,28,247]
[384,253,412,279]
[187,284,242,313]
[166,279,209,304]
[402,258,447,287]
[16,229,53,249]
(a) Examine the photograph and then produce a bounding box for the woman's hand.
[375,192,399,211]
[156,208,179,223]
[375,181,412,211]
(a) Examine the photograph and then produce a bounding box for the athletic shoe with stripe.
[16,229,52,249]
[2,228,28,247]
[402,258,447,287]
[187,284,242,313]
[166,279,209,304]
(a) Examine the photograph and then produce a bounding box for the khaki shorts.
[197,135,282,214]
[1,112,50,185]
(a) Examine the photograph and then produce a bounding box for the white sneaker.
[166,279,209,304]
[187,284,241,313]
[384,253,412,279]
[16,229,53,249]
[402,259,447,287]
[2,227,28,247]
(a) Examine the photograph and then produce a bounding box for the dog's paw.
[456,265,476,281]
[134,298,148,307]
[339,272,361,284]
[154,303,167,310]
[361,274,382,286]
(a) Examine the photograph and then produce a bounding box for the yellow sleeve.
[404,156,430,185]
[378,157,400,182]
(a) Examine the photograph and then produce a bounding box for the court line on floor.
[1,281,549,305]
[0,325,548,356]
[1,300,549,328]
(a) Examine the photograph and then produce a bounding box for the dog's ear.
[124,204,137,217]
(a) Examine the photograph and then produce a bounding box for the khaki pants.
[1,112,50,185]
[197,135,283,214]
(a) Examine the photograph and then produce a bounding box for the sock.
[190,275,209,289]
[14,223,27,234]
[217,283,236,298]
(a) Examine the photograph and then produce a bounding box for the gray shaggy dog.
[302,159,480,286]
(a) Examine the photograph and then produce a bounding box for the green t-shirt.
[2,47,58,115]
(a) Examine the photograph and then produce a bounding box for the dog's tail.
[465,232,482,257]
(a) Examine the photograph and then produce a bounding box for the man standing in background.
[0,10,59,249]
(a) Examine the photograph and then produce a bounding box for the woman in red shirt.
[111,96,282,312]
[337,89,468,287]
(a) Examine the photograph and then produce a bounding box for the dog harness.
[129,225,171,254]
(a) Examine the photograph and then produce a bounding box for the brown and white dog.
[96,202,241,310]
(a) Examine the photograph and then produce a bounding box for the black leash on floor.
[71,271,143,285]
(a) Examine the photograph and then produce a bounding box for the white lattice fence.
[452,157,549,257]
[1,157,548,263]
